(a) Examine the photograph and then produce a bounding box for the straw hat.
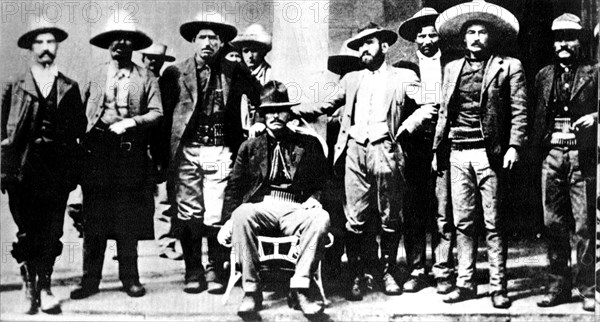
[90,11,152,50]
[231,24,272,52]
[140,43,175,62]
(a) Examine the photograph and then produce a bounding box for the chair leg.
[313,261,329,306]
[222,250,242,305]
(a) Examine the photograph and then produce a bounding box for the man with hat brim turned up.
[299,22,437,300]
[532,13,598,312]
[433,0,527,308]
[2,19,86,314]
[397,7,455,295]
[70,12,162,300]
[139,42,184,262]
[158,12,262,294]
[141,43,176,78]
[224,81,330,317]
[231,24,273,85]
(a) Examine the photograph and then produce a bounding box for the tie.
[269,141,292,182]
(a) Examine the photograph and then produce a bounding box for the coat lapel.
[20,70,39,99]
[290,140,305,179]
[570,65,592,101]
[182,58,198,104]
[383,68,397,113]
[258,135,269,179]
[445,58,464,103]
[56,73,72,107]
[482,55,503,94]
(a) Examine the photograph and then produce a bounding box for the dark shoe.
[123,282,145,297]
[536,291,571,307]
[159,248,183,261]
[491,291,511,309]
[289,289,324,316]
[382,272,402,295]
[582,298,595,312]
[238,292,263,315]
[436,278,454,295]
[443,287,476,303]
[70,283,99,300]
[20,263,38,314]
[347,275,364,301]
[403,276,428,293]
[183,280,207,294]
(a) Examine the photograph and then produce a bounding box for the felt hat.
[258,80,300,111]
[140,43,175,62]
[179,12,237,43]
[90,11,152,50]
[347,22,398,51]
[231,24,272,52]
[18,18,68,49]
[398,7,439,42]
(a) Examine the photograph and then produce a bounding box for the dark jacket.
[158,58,261,170]
[433,55,528,170]
[222,130,328,221]
[531,62,598,175]
[1,70,86,189]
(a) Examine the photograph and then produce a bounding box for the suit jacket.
[531,62,598,175]
[304,64,420,171]
[222,130,328,221]
[158,57,261,169]
[1,70,86,187]
[433,55,528,170]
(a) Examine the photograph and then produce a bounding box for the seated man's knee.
[232,203,259,224]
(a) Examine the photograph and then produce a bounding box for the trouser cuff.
[290,276,310,289]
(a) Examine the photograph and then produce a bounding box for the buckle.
[120,142,132,151]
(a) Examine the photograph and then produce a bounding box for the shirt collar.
[367,61,388,75]
[31,63,58,78]
[107,60,132,79]
[416,49,441,61]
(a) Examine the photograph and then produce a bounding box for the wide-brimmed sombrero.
[140,43,175,62]
[435,0,519,41]
[18,19,68,49]
[328,39,361,75]
[398,7,439,42]
[180,12,237,43]
[90,11,152,50]
[347,22,398,51]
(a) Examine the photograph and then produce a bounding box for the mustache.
[39,51,55,59]
[557,46,573,53]
[470,41,483,47]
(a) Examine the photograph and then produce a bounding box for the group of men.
[1,0,597,318]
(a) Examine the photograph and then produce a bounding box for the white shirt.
[350,62,389,144]
[416,49,443,104]
[101,62,133,124]
[30,64,58,98]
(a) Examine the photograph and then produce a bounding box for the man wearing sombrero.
[532,13,597,312]
[433,0,528,308]
[2,19,86,314]
[300,22,437,300]
[70,13,162,300]
[224,81,329,316]
[231,23,273,85]
[397,7,454,295]
[158,12,261,294]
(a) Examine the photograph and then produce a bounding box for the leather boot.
[345,234,364,301]
[37,264,61,313]
[20,262,38,314]
[380,232,401,295]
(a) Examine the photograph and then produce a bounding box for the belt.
[264,190,304,204]
[550,117,577,147]
[190,123,225,146]
[89,122,135,152]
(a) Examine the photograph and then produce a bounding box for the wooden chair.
[222,233,334,305]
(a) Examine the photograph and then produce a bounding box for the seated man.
[223,81,330,317]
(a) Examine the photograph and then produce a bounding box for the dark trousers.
[541,147,595,297]
[81,233,139,286]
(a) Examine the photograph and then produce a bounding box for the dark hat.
[231,24,272,52]
[435,0,519,40]
[258,80,300,111]
[179,12,237,43]
[328,39,361,75]
[140,43,175,62]
[18,19,68,49]
[347,22,398,50]
[398,7,439,41]
[90,11,152,50]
